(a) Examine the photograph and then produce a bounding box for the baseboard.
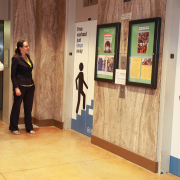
[19,117,63,129]
[91,135,158,173]
[19,118,25,124]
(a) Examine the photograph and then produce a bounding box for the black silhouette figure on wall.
[76,63,88,114]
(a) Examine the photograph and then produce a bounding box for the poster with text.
[94,23,121,83]
[126,18,161,89]
[71,21,97,137]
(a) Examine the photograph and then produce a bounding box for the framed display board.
[126,17,161,89]
[94,23,121,83]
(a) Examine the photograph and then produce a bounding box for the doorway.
[169,16,180,177]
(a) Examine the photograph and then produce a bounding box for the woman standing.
[9,40,35,135]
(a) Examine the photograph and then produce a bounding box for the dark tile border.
[91,135,158,173]
[19,117,63,129]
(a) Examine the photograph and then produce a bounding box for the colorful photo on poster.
[97,55,114,78]
[142,57,152,65]
[107,57,114,72]
[97,56,106,73]
[103,33,112,53]
[137,32,149,54]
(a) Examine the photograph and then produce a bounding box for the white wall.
[76,0,98,22]
[63,0,98,129]
[170,13,180,164]
[157,0,180,174]
[63,0,76,129]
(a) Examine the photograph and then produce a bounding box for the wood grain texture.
[93,0,166,161]
[34,0,65,121]
[34,0,58,120]
[13,0,66,122]
[13,0,36,118]
[54,0,66,121]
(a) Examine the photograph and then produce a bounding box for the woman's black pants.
[9,85,35,132]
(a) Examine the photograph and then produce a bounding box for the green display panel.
[94,23,121,83]
[126,18,161,89]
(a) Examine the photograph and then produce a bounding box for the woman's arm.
[11,56,21,96]
[15,87,21,96]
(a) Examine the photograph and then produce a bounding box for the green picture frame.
[94,23,121,83]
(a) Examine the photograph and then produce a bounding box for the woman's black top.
[11,54,34,89]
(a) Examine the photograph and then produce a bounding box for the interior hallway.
[0,120,179,180]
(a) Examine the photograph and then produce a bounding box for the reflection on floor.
[18,124,39,130]
[0,120,179,180]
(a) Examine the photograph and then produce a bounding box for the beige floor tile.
[0,175,5,180]
[0,127,10,135]
[0,127,115,173]
[2,159,180,180]
[0,120,8,127]
[0,121,180,180]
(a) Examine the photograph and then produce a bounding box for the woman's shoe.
[30,130,35,134]
[11,130,20,135]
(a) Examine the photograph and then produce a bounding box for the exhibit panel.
[94,23,121,83]
[126,18,161,89]
[71,20,97,137]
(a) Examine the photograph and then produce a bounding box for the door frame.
[157,0,180,174]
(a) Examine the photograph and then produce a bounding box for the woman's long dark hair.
[14,40,25,55]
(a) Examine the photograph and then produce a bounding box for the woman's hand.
[15,88,21,96]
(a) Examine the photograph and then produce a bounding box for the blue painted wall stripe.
[170,156,180,177]
[72,100,94,137]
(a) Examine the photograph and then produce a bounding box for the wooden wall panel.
[93,0,166,161]
[34,0,65,121]
[13,0,66,122]
[13,0,36,118]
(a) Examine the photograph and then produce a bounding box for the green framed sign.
[94,23,121,83]
[126,18,161,89]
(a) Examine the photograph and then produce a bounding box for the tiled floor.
[0,120,179,180]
